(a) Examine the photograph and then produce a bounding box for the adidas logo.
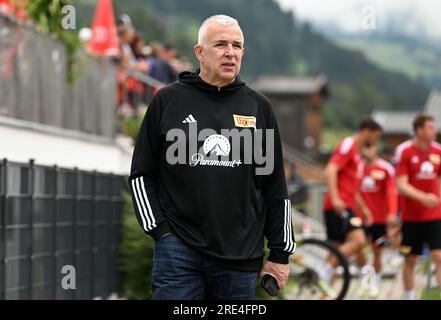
[182,114,197,123]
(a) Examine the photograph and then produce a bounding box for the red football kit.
[323,137,363,211]
[395,140,441,222]
[356,159,398,224]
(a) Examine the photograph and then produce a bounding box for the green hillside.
[337,37,441,87]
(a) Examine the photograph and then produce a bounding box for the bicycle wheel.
[281,238,351,300]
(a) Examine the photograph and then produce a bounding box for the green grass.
[421,288,441,300]
[277,279,298,300]
[322,127,392,153]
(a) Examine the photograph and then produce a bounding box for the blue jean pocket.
[156,232,174,242]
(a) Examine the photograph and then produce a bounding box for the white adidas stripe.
[135,177,153,230]
[284,199,295,253]
[140,177,156,229]
[183,114,197,123]
[288,202,296,253]
[131,179,148,231]
[283,199,288,245]
[283,199,289,251]
[131,177,156,232]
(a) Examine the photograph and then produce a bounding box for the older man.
[128,14,295,300]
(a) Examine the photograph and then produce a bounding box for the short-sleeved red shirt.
[395,140,441,222]
[356,159,397,224]
[323,137,363,211]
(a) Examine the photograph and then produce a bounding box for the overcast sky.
[275,0,441,39]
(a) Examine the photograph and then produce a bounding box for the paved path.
[345,271,434,300]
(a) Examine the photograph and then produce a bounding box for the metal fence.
[0,159,127,300]
[0,13,117,138]
[303,182,327,224]
[283,144,327,227]
[116,68,164,118]
[0,13,165,137]
[288,181,328,242]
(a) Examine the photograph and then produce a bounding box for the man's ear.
[194,44,203,62]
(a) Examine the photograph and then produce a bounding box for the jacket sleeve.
[128,94,170,240]
[261,101,296,264]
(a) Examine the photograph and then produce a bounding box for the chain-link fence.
[0,159,127,300]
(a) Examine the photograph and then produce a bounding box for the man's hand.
[362,207,373,227]
[386,215,399,227]
[420,193,441,208]
[259,260,289,291]
[397,176,441,209]
[331,196,346,215]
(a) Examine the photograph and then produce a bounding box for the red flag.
[87,0,119,56]
[0,0,28,20]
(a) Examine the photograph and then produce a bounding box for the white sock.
[374,273,382,290]
[359,265,370,287]
[320,263,335,283]
[405,290,415,300]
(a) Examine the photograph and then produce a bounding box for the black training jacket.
[128,70,296,272]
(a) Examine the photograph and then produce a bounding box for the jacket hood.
[178,68,245,95]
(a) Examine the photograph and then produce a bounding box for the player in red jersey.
[355,143,399,298]
[320,118,382,283]
[395,114,441,300]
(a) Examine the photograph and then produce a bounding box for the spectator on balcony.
[163,43,191,73]
[117,25,149,117]
[131,33,149,59]
[147,41,178,84]
[117,26,149,74]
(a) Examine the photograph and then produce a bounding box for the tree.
[25,0,81,82]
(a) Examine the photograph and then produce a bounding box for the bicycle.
[260,203,352,300]
[262,237,351,300]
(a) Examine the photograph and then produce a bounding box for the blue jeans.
[152,233,259,300]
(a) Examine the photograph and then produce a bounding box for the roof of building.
[425,89,441,123]
[371,110,417,135]
[371,89,441,135]
[253,74,329,97]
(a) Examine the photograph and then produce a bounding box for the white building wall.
[0,116,133,175]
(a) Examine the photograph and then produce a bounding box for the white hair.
[197,15,243,45]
